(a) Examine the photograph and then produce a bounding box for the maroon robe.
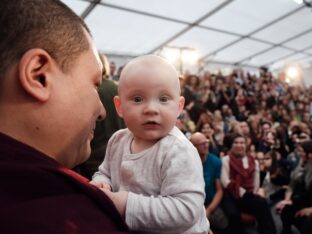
[0,132,131,234]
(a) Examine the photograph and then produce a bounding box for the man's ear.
[113,96,123,118]
[178,96,185,116]
[18,48,54,102]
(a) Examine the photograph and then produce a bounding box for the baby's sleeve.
[91,135,115,186]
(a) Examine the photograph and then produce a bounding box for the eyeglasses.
[194,140,209,147]
[257,156,270,161]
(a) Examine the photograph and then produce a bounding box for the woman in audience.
[260,150,289,205]
[276,140,312,234]
[198,122,222,157]
[220,133,276,234]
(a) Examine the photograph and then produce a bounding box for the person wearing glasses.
[191,132,229,234]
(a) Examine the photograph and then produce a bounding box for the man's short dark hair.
[0,0,90,78]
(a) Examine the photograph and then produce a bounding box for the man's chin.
[76,147,92,166]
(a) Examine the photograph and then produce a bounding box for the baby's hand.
[90,180,112,191]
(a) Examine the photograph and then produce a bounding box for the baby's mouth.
[143,121,160,127]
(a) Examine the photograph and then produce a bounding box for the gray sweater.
[93,127,209,234]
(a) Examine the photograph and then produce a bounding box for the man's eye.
[133,96,143,103]
[159,96,169,102]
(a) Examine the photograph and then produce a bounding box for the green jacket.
[91,79,125,149]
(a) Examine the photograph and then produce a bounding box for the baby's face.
[116,62,184,143]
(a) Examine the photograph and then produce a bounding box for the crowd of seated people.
[91,59,311,234]
[174,67,311,234]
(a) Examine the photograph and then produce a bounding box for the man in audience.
[191,132,229,233]
[0,0,129,233]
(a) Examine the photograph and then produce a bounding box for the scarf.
[226,153,255,199]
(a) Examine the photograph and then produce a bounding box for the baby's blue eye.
[159,96,169,102]
[133,96,143,103]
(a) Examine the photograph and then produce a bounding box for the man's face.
[191,133,209,161]
[239,122,250,135]
[110,62,116,76]
[256,152,265,169]
[51,32,105,168]
[297,146,307,162]
[194,139,209,161]
[116,65,183,144]
[262,123,271,135]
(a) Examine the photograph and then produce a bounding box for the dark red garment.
[0,132,130,234]
[226,154,255,199]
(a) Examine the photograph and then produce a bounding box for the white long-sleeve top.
[220,155,260,197]
[93,127,209,234]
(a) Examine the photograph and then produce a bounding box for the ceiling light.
[293,0,303,4]
[286,66,299,79]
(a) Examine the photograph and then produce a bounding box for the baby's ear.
[178,96,185,115]
[113,96,123,118]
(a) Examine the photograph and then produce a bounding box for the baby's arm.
[91,159,113,190]
[101,189,129,219]
[91,140,114,190]
[90,180,111,191]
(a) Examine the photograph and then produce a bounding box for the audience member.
[220,134,276,234]
[276,140,312,234]
[191,132,229,233]
[198,122,222,157]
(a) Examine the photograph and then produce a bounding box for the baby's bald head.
[118,55,180,95]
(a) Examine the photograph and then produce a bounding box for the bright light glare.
[163,48,179,63]
[286,66,299,79]
[182,50,198,64]
[293,0,303,4]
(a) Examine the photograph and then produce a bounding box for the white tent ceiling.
[61,0,312,71]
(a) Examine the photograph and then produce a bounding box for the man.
[109,61,117,79]
[0,0,129,233]
[190,132,228,233]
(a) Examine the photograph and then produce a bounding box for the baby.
[92,55,209,233]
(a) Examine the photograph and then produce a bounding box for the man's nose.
[97,102,106,121]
